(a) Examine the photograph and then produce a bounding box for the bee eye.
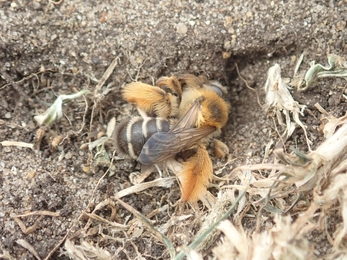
[209,84,223,97]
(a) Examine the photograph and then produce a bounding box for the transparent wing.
[138,96,216,165]
[138,126,215,165]
[170,96,203,131]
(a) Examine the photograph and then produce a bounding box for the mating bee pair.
[114,74,230,202]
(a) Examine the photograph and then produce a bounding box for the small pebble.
[176,23,188,34]
[5,112,11,119]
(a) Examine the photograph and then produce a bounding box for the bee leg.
[132,164,163,183]
[213,139,230,159]
[129,164,160,184]
[154,164,163,178]
[156,75,182,97]
[177,145,213,202]
[122,82,172,118]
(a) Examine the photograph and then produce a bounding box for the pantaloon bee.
[121,75,182,118]
[114,74,230,202]
[114,116,171,160]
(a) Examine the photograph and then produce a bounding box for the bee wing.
[138,126,215,165]
[139,96,216,165]
[170,96,203,131]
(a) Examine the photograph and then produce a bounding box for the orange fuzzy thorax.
[178,145,213,202]
[179,88,229,129]
[199,89,229,128]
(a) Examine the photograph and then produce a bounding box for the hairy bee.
[121,75,182,118]
[139,75,229,165]
[115,74,230,202]
[113,116,171,160]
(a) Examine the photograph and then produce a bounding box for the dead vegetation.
[2,54,347,259]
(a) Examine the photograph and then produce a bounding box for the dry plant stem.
[113,177,176,199]
[234,203,251,227]
[115,197,176,259]
[146,204,169,219]
[13,216,44,235]
[44,154,116,259]
[1,141,34,149]
[92,198,114,212]
[15,210,60,218]
[83,213,127,230]
[44,229,72,260]
[89,56,121,137]
[77,94,89,134]
[293,52,305,78]
[174,188,248,260]
[235,63,263,109]
[129,241,142,259]
[255,173,284,232]
[291,202,318,236]
[95,56,120,91]
[325,217,335,246]
[314,103,330,116]
[0,70,46,90]
[16,239,42,260]
[83,154,117,232]
[228,164,286,179]
[331,159,347,177]
[86,152,116,210]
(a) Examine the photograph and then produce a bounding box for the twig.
[0,71,47,90]
[95,56,121,91]
[113,177,176,199]
[15,210,60,218]
[16,239,42,260]
[1,141,34,149]
[235,63,264,109]
[89,56,121,137]
[174,187,248,260]
[116,197,176,258]
[44,152,117,259]
[44,227,72,260]
[13,216,44,235]
[82,213,127,230]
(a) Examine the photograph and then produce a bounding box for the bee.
[113,116,171,160]
[114,74,230,202]
[114,75,182,159]
[121,75,182,118]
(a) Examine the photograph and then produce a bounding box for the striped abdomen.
[114,117,170,159]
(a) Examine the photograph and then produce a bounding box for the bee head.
[199,89,229,129]
[203,80,228,97]
[177,74,206,91]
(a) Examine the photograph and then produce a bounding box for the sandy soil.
[1,0,347,259]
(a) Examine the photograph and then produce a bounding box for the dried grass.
[209,55,347,260]
[61,54,347,259]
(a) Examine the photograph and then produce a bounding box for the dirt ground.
[1,0,347,259]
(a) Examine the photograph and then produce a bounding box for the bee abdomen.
[114,116,170,159]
